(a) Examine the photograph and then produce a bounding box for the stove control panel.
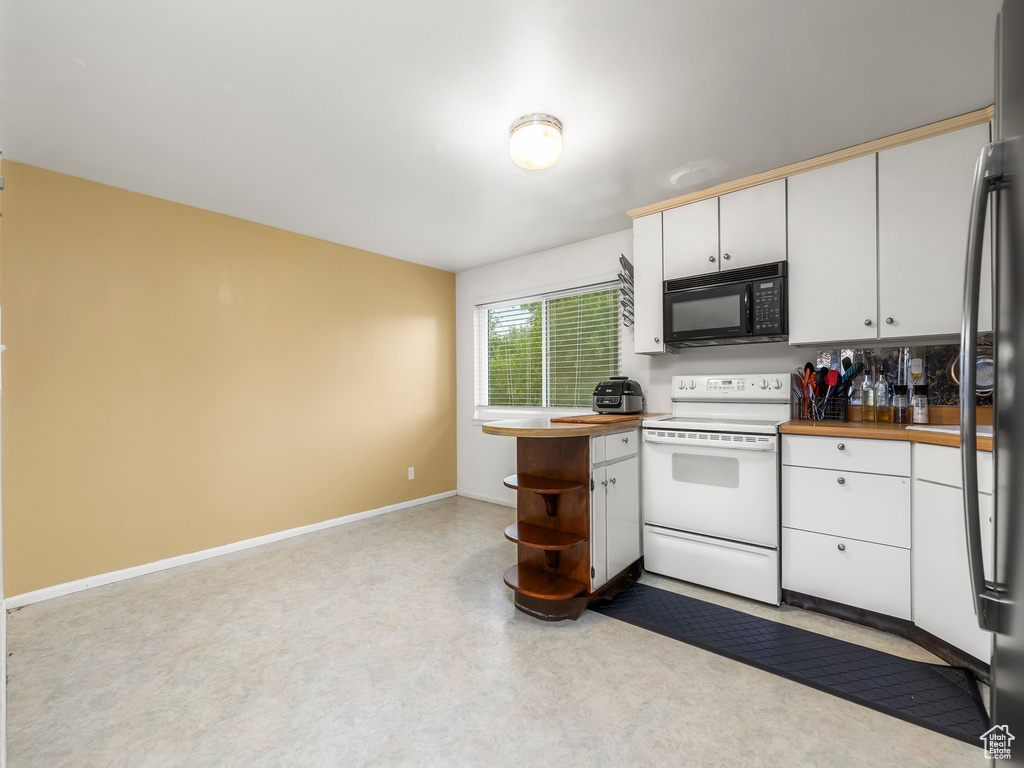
[706,378,747,392]
[671,373,792,402]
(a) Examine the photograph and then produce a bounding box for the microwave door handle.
[960,141,1004,633]
[743,285,752,334]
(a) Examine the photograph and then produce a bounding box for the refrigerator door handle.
[961,141,1005,633]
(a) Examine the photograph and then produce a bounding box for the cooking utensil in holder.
[796,394,849,423]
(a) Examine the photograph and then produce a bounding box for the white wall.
[455,228,806,504]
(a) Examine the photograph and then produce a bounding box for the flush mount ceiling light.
[509,114,562,170]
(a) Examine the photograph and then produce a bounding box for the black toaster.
[592,376,645,414]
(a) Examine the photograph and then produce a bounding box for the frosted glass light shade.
[509,114,562,170]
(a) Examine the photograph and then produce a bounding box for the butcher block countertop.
[482,414,661,438]
[781,420,993,452]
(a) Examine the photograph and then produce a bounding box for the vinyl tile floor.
[6,496,981,767]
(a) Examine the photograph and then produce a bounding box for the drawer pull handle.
[837,543,846,552]
[837,477,846,485]
[837,443,845,451]
[622,437,629,444]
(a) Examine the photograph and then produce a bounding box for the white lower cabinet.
[912,442,994,664]
[781,434,911,620]
[783,528,911,620]
[913,480,993,663]
[591,430,641,591]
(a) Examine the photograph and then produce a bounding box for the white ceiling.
[0,1,1002,272]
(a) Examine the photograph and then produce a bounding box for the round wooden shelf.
[504,523,584,551]
[502,474,585,494]
[503,564,586,601]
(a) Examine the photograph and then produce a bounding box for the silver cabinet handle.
[864,319,873,326]
[622,437,629,444]
[885,317,895,325]
[837,443,845,451]
[601,480,608,487]
[723,253,731,261]
[609,477,617,484]
[708,255,716,263]
[654,336,660,343]
[962,140,1005,633]
[837,543,846,552]
[837,477,846,485]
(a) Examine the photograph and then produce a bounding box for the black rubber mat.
[591,583,988,745]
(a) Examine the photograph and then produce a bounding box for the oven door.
[641,428,779,548]
[663,282,751,343]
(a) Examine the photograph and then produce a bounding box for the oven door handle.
[643,433,777,451]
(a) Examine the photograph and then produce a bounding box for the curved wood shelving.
[504,523,584,550]
[502,474,584,494]
[503,564,586,601]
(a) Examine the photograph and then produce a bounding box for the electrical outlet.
[408,467,415,480]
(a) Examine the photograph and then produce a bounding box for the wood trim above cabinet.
[627,106,994,219]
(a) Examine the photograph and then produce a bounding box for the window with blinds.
[475,283,621,408]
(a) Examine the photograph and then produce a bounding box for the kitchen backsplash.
[814,343,993,407]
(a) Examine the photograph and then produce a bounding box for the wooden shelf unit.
[503,564,586,601]
[505,522,585,568]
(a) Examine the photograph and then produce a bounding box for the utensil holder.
[796,394,849,423]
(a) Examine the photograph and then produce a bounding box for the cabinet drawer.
[782,466,910,548]
[782,435,910,476]
[913,443,993,494]
[605,429,638,462]
[591,435,605,465]
[782,527,911,620]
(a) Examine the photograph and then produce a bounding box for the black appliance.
[662,262,787,346]
[592,377,645,414]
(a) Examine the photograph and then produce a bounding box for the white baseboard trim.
[5,490,456,610]
[456,490,516,508]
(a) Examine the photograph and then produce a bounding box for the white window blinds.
[474,282,621,408]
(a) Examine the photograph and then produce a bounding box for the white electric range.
[641,373,792,605]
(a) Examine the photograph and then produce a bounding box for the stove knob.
[773,378,783,389]
[689,380,698,390]
[760,379,769,390]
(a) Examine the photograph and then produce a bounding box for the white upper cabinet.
[788,155,878,344]
[663,197,719,279]
[719,179,787,269]
[878,123,993,338]
[632,213,665,354]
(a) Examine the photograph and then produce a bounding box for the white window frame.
[473,276,621,418]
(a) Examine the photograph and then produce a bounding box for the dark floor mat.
[591,583,988,745]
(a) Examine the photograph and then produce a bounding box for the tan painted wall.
[0,162,457,596]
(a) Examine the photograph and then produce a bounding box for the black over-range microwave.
[662,261,787,346]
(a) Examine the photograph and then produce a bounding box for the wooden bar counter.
[482,414,657,621]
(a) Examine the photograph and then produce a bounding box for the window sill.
[471,406,592,426]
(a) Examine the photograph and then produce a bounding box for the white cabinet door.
[719,179,787,269]
[606,456,640,578]
[912,480,993,662]
[663,198,719,279]
[787,155,878,344]
[782,527,911,620]
[633,213,665,354]
[878,122,993,338]
[590,466,608,590]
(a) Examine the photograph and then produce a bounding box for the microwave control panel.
[752,278,785,335]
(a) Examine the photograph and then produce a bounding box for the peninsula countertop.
[482,414,661,438]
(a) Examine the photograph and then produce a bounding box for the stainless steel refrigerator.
[962,0,1024,761]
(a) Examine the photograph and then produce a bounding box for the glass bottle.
[875,370,891,422]
[861,366,877,422]
[893,384,909,424]
[912,384,930,424]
